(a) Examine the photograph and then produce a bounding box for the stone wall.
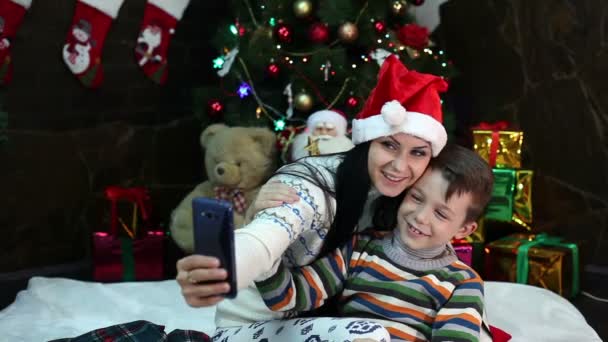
[440,0,608,265]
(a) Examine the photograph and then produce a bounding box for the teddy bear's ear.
[200,123,228,148]
[249,127,277,155]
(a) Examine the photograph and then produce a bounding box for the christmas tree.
[194,0,456,141]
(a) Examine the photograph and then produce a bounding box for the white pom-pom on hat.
[381,100,407,126]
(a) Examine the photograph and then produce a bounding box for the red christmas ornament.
[373,21,386,34]
[267,63,280,78]
[397,23,430,50]
[308,22,329,43]
[346,96,360,108]
[275,23,293,43]
[410,0,425,5]
[237,24,246,36]
[207,99,224,117]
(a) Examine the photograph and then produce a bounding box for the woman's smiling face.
[367,133,432,197]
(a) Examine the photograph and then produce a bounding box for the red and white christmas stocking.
[62,0,124,88]
[0,0,32,86]
[134,0,191,85]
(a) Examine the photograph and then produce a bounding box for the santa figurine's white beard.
[290,132,355,162]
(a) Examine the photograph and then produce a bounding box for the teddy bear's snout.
[213,162,240,186]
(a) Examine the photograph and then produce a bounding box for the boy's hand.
[245,180,300,222]
[176,255,231,307]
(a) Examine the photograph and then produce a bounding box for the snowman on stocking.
[63,19,94,75]
[290,110,354,161]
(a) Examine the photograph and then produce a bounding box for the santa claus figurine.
[290,109,354,161]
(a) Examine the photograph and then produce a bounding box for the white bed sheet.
[0,277,601,342]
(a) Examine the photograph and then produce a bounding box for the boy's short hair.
[428,144,494,223]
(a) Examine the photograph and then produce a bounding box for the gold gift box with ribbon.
[484,233,579,298]
[472,125,523,169]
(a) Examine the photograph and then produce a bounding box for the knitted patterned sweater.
[255,231,485,342]
[215,155,382,327]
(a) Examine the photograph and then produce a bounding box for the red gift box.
[452,240,473,267]
[92,186,165,282]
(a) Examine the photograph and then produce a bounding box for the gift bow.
[473,121,511,167]
[473,121,509,131]
[214,186,247,214]
[509,233,580,298]
[104,186,151,235]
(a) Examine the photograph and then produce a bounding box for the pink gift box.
[92,230,165,282]
[453,242,473,267]
[92,186,165,282]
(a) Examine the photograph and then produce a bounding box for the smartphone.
[192,197,237,298]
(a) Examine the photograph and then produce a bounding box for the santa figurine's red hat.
[352,55,448,156]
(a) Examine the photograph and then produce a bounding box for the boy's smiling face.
[397,167,477,250]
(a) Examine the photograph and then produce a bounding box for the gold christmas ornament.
[250,26,273,47]
[338,22,359,43]
[391,0,408,16]
[294,91,314,112]
[293,0,313,18]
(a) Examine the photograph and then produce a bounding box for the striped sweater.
[255,231,484,342]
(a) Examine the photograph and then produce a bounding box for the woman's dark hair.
[319,141,372,255]
[372,192,407,230]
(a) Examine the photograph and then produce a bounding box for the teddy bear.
[169,123,278,253]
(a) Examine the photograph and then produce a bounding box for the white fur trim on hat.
[10,0,32,9]
[80,0,125,18]
[307,110,348,136]
[352,109,447,156]
[149,0,191,20]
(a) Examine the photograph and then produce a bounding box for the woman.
[177,55,449,338]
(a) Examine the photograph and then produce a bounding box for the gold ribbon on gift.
[118,202,139,239]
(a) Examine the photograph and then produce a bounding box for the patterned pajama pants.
[212,317,391,342]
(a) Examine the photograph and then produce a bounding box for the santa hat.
[306,109,348,136]
[352,55,448,156]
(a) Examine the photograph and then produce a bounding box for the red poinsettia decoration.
[397,23,429,50]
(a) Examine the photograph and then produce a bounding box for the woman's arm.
[177,166,335,307]
[233,174,332,288]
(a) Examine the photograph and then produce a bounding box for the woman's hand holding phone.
[176,255,232,307]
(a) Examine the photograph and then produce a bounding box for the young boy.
[253,144,494,342]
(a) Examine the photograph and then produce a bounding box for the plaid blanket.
[50,320,211,342]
